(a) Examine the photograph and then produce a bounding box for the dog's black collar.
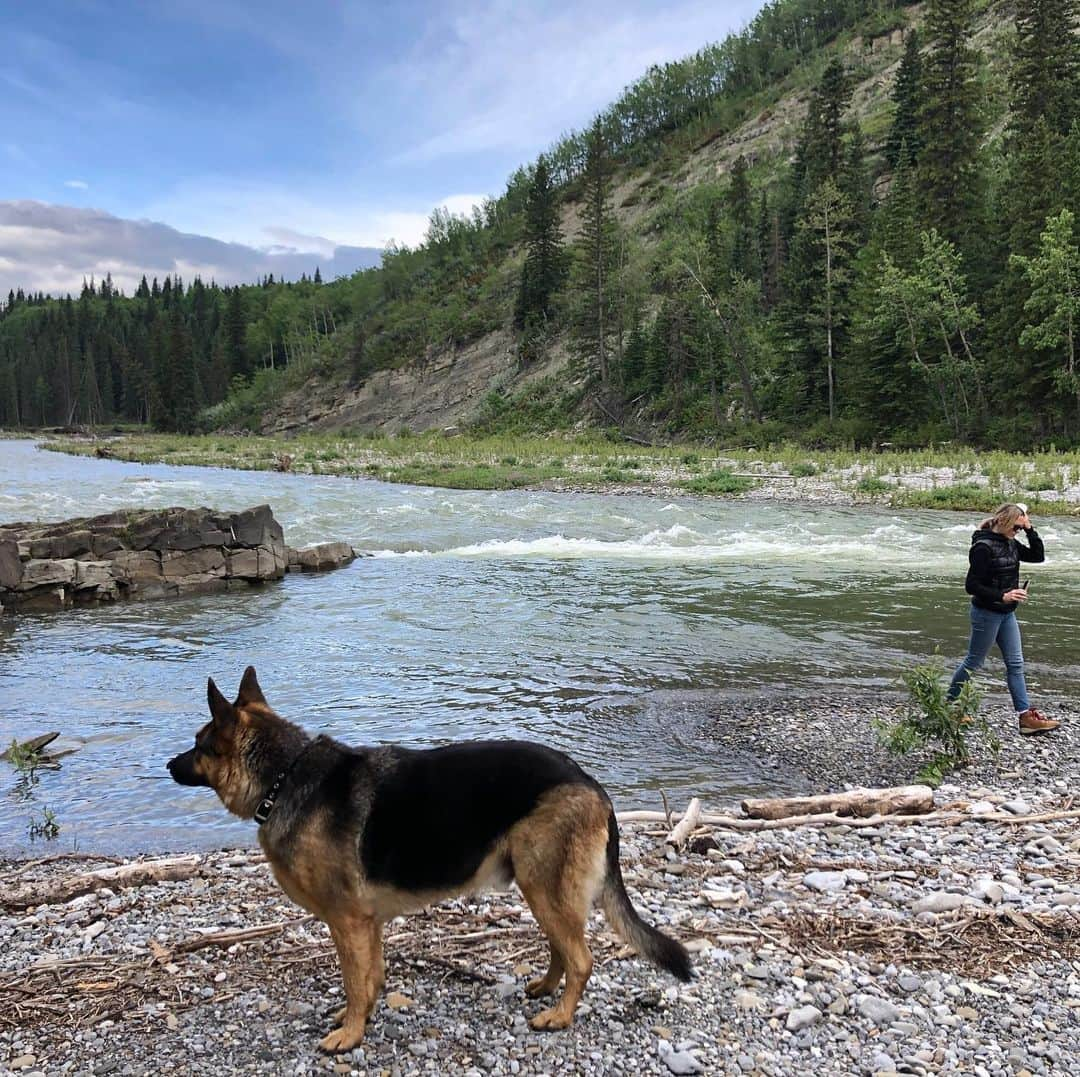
[253,738,318,826]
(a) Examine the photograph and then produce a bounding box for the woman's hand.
[1004,587,1029,603]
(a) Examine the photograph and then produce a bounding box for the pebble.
[803,870,847,892]
[658,1042,703,1075]
[858,996,901,1027]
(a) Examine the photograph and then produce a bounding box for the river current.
[2,439,1079,853]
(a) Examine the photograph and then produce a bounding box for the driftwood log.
[616,806,1080,831]
[740,784,934,821]
[1,732,60,761]
[0,855,202,910]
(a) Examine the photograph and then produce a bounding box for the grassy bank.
[34,430,1080,513]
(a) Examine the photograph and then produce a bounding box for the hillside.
[265,11,927,437]
[3,0,1079,450]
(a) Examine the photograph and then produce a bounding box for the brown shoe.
[1018,708,1061,735]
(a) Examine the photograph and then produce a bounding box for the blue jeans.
[948,606,1030,712]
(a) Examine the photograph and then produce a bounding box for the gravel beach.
[4,694,1080,1077]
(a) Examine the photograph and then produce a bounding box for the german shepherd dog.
[167,667,692,1052]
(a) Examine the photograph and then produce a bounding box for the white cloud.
[64,179,89,190]
[0,200,383,297]
[133,178,492,253]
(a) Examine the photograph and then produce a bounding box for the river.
[2,438,1079,854]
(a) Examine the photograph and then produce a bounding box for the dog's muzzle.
[167,748,210,788]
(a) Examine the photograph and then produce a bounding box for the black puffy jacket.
[965,526,1045,613]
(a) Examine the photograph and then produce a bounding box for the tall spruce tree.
[223,286,248,381]
[572,120,618,386]
[916,0,984,253]
[514,156,566,329]
[727,155,758,281]
[1010,0,1080,140]
[885,31,923,168]
[781,61,858,422]
[158,306,200,433]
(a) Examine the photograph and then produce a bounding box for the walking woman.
[947,503,1059,733]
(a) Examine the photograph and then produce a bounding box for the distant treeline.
[2,0,1080,451]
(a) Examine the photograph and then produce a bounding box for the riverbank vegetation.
[33,430,1080,512]
[2,0,1079,454]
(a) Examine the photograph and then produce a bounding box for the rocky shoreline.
[0,505,357,613]
[3,693,1079,1076]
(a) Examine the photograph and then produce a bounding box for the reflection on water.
[2,439,1080,853]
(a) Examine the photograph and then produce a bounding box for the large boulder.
[0,504,315,613]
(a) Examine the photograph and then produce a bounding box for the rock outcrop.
[0,505,357,612]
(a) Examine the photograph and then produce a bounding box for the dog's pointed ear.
[207,677,236,726]
[236,665,266,706]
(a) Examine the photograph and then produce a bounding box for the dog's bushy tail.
[599,812,692,981]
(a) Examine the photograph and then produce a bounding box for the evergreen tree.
[916,0,984,253]
[157,306,199,432]
[515,157,566,328]
[885,31,923,168]
[1010,0,1080,140]
[758,191,781,309]
[840,127,872,244]
[572,120,619,386]
[871,230,981,436]
[621,322,649,397]
[803,179,857,421]
[1,362,19,426]
[223,287,249,380]
[727,155,758,280]
[848,154,927,429]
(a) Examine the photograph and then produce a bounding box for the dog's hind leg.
[320,913,381,1052]
[509,787,609,1030]
[517,886,591,1030]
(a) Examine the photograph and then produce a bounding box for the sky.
[1,0,764,298]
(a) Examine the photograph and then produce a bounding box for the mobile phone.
[1022,579,1029,590]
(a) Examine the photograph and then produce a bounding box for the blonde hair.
[979,503,1026,532]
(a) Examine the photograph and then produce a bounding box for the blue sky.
[1,0,763,296]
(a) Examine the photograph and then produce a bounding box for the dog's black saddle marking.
[359,740,598,892]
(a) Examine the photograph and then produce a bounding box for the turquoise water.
[3,439,1079,853]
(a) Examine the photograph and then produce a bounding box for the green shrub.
[1024,473,1060,492]
[895,483,992,510]
[680,469,756,495]
[856,476,890,495]
[874,659,997,787]
[790,461,818,478]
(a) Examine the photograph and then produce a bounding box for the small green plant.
[791,462,818,477]
[6,738,43,773]
[856,476,890,495]
[28,807,61,841]
[875,660,999,787]
[1024,472,1059,492]
[680,470,757,495]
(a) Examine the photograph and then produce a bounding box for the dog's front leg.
[320,913,380,1053]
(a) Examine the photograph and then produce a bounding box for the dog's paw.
[525,975,559,998]
[319,1023,365,1053]
[329,1004,348,1026]
[528,1007,573,1031]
